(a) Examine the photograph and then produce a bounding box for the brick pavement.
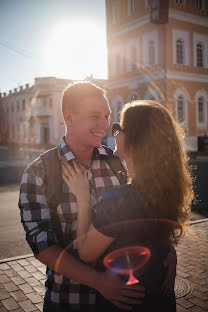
[0,220,207,312]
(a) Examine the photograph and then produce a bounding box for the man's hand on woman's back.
[97,270,145,310]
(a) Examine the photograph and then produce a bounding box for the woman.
[62,100,194,311]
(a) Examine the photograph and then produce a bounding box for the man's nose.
[97,118,110,130]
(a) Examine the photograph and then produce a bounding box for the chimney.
[14,88,17,93]
[3,92,6,97]
[20,86,23,91]
[25,83,29,88]
[9,90,12,95]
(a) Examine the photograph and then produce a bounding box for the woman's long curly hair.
[120,100,194,245]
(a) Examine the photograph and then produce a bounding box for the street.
[0,147,207,260]
[0,184,31,260]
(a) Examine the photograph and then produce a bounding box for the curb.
[0,219,207,264]
[0,220,207,264]
[190,218,208,224]
[0,253,33,264]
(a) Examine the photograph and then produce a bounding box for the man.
[19,82,175,311]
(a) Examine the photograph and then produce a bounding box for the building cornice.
[108,9,208,41]
[108,14,150,40]
[169,9,208,28]
[107,70,166,90]
[167,70,208,83]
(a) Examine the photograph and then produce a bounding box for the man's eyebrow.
[88,110,111,115]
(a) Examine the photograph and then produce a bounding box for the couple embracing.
[19,82,193,311]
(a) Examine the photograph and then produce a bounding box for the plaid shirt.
[19,138,122,310]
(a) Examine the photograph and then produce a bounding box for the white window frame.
[195,0,205,10]
[195,89,208,129]
[193,33,208,69]
[142,30,158,66]
[176,0,185,4]
[172,29,190,66]
[176,38,184,64]
[145,0,149,8]
[149,40,155,65]
[196,42,204,67]
[128,0,136,16]
[174,87,189,129]
[112,95,125,122]
[110,44,124,77]
[177,95,186,123]
[126,37,140,72]
[112,1,120,24]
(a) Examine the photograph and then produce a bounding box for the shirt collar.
[57,137,110,163]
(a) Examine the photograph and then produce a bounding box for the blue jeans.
[43,297,71,312]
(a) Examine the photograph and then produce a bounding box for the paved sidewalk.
[0,220,208,312]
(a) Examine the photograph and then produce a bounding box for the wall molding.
[169,8,208,27]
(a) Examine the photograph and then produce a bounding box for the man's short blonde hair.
[62,82,105,115]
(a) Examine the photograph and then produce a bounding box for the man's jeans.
[43,297,71,312]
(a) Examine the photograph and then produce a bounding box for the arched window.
[198,97,205,123]
[177,96,185,122]
[197,43,203,67]
[176,39,184,64]
[149,40,155,65]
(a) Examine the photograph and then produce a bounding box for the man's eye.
[90,116,99,119]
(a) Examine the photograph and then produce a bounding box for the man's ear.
[64,110,73,125]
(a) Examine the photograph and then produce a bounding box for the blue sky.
[0,0,107,93]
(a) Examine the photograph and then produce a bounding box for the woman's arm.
[62,161,115,262]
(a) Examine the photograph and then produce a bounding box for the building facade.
[105,0,208,151]
[0,77,107,148]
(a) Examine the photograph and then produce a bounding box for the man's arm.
[37,245,145,310]
[19,159,145,310]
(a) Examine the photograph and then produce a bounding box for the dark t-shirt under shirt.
[92,183,176,311]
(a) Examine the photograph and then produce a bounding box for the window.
[177,96,185,122]
[176,39,184,64]
[127,92,139,102]
[112,1,120,24]
[197,43,203,67]
[198,97,205,123]
[145,0,149,8]
[128,0,135,16]
[112,96,124,122]
[114,100,123,122]
[149,40,155,65]
[22,99,26,111]
[195,0,205,10]
[115,53,121,75]
[176,0,184,4]
[16,101,19,112]
[130,46,137,71]
[49,98,53,107]
[11,103,14,112]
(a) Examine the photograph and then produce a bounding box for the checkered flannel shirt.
[18,138,122,309]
